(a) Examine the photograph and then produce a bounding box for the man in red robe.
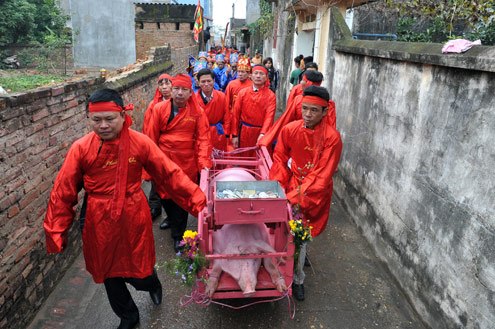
[269,86,342,302]
[142,73,173,221]
[286,62,319,106]
[224,56,253,145]
[258,70,336,148]
[225,57,252,110]
[147,74,212,249]
[195,68,230,151]
[44,89,206,329]
[231,64,276,157]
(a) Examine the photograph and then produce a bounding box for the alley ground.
[27,181,428,329]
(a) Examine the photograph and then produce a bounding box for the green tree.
[386,0,495,44]
[0,0,69,45]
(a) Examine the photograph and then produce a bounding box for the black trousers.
[103,270,161,322]
[160,198,189,240]
[147,182,162,210]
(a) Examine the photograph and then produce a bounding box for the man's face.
[237,69,249,82]
[251,70,267,87]
[199,74,214,94]
[89,111,125,141]
[231,64,237,72]
[172,86,192,108]
[301,102,327,129]
[158,79,172,99]
[216,61,225,69]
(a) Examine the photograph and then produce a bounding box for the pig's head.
[237,259,261,297]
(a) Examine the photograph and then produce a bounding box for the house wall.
[0,45,192,329]
[68,0,137,68]
[328,7,495,329]
[135,22,195,60]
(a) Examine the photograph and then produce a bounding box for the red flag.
[193,0,203,43]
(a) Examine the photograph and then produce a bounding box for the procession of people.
[43,45,342,329]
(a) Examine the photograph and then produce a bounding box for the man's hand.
[257,133,265,143]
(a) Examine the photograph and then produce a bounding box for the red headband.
[252,65,268,75]
[302,95,328,108]
[158,73,172,83]
[172,74,192,89]
[302,75,321,87]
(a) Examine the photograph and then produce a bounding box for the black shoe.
[173,238,182,253]
[304,256,310,267]
[159,217,170,230]
[292,283,305,301]
[150,207,162,220]
[149,281,162,305]
[118,316,139,329]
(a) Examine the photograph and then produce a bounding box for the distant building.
[58,0,212,68]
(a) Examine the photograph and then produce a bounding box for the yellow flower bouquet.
[289,204,313,263]
[165,230,208,286]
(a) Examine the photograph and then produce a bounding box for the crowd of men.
[43,48,342,329]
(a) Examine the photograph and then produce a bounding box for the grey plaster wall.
[52,3,495,327]
[68,0,136,68]
[330,31,495,329]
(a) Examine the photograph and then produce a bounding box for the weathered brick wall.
[135,22,195,60]
[170,45,199,75]
[0,45,182,329]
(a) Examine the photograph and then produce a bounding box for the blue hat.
[198,51,208,60]
[188,55,196,67]
[230,53,239,65]
[193,61,207,74]
[215,54,225,63]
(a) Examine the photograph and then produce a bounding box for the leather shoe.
[150,207,162,220]
[117,316,139,329]
[149,281,162,305]
[159,217,170,230]
[292,283,305,301]
[173,238,182,253]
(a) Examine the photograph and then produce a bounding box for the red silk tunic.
[142,96,165,136]
[286,84,303,107]
[259,94,336,147]
[195,89,230,151]
[225,78,253,111]
[232,85,276,155]
[148,99,212,191]
[269,119,342,237]
[44,129,206,283]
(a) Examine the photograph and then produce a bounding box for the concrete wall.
[0,45,184,329]
[246,0,260,25]
[328,7,495,329]
[69,0,137,68]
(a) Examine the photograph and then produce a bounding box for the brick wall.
[0,45,183,329]
[135,22,195,60]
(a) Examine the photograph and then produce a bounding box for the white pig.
[205,222,287,297]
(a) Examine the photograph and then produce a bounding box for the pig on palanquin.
[205,168,287,297]
[205,222,287,297]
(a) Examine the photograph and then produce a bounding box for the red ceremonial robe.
[286,84,303,107]
[232,85,276,156]
[195,89,230,151]
[148,99,212,192]
[44,129,206,283]
[142,95,168,136]
[259,95,337,147]
[269,119,342,237]
[225,78,253,112]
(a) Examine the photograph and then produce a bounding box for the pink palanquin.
[197,147,295,300]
